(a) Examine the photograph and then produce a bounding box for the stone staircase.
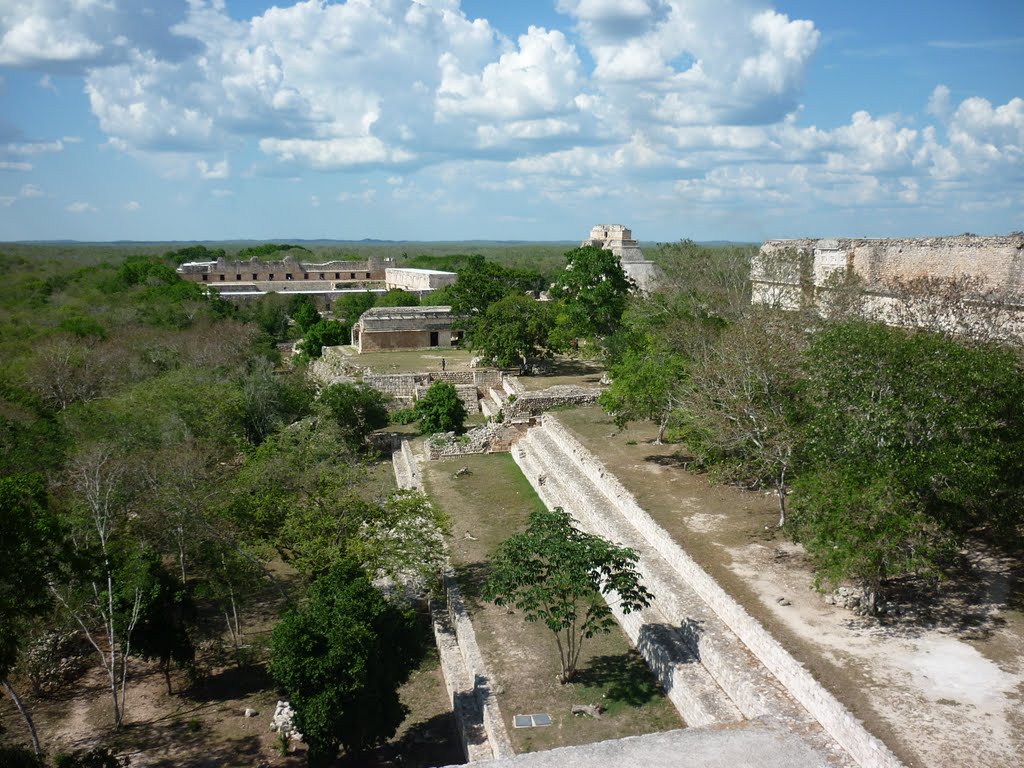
[479,386,509,419]
[513,420,875,767]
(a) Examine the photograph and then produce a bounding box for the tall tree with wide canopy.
[790,321,1024,609]
[474,293,554,371]
[549,245,633,350]
[270,560,425,766]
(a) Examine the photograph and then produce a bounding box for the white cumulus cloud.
[66,201,97,213]
[197,159,229,179]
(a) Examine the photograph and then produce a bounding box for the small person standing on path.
[441,357,446,372]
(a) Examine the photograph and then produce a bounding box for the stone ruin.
[582,224,662,293]
[270,700,303,743]
[753,233,1024,340]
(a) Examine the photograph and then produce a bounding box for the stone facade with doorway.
[351,305,464,352]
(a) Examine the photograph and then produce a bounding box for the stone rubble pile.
[270,700,303,742]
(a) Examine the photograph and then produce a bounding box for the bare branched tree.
[50,445,142,730]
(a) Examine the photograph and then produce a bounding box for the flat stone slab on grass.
[514,713,553,728]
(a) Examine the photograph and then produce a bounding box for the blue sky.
[0,0,1021,243]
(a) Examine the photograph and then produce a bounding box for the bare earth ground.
[1,560,463,768]
[557,405,1024,768]
[421,451,682,755]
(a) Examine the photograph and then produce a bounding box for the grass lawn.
[345,347,479,374]
[517,355,606,392]
[422,452,682,754]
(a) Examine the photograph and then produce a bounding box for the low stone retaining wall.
[537,415,903,768]
[365,370,508,399]
[505,385,601,418]
[425,422,530,460]
[391,440,513,762]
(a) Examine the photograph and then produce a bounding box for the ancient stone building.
[351,306,464,352]
[582,224,661,292]
[752,233,1024,338]
[384,267,457,293]
[177,254,385,286]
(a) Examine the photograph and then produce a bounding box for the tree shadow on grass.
[339,711,464,768]
[115,721,268,768]
[575,649,665,709]
[530,358,603,378]
[644,453,697,470]
[452,560,493,608]
[185,664,273,703]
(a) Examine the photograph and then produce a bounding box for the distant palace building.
[176,254,455,308]
[582,224,661,292]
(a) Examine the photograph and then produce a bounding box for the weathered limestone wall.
[504,385,602,418]
[178,257,384,283]
[754,233,1024,309]
[385,267,457,292]
[521,415,903,768]
[363,370,505,400]
[360,329,451,352]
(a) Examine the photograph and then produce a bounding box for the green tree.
[790,321,1024,608]
[301,319,347,358]
[270,560,425,766]
[334,291,378,325]
[0,474,57,756]
[549,245,633,350]
[482,507,652,683]
[347,490,449,586]
[291,300,321,333]
[599,344,686,443]
[414,381,467,435]
[116,552,195,695]
[678,311,805,526]
[376,289,420,308]
[247,292,290,340]
[445,257,546,341]
[319,383,390,451]
[474,294,553,371]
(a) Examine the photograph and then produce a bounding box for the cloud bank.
[1,0,1021,235]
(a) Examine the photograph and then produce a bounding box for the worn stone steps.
[516,423,861,768]
[516,429,745,728]
[489,387,506,408]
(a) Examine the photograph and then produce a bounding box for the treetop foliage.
[234,243,312,261]
[270,559,425,766]
[414,381,467,435]
[483,506,652,683]
[549,245,632,348]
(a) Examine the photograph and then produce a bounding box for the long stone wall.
[753,235,1024,329]
[522,415,903,768]
[758,234,1024,293]
[391,440,513,762]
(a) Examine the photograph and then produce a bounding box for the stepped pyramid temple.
[582,224,661,292]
